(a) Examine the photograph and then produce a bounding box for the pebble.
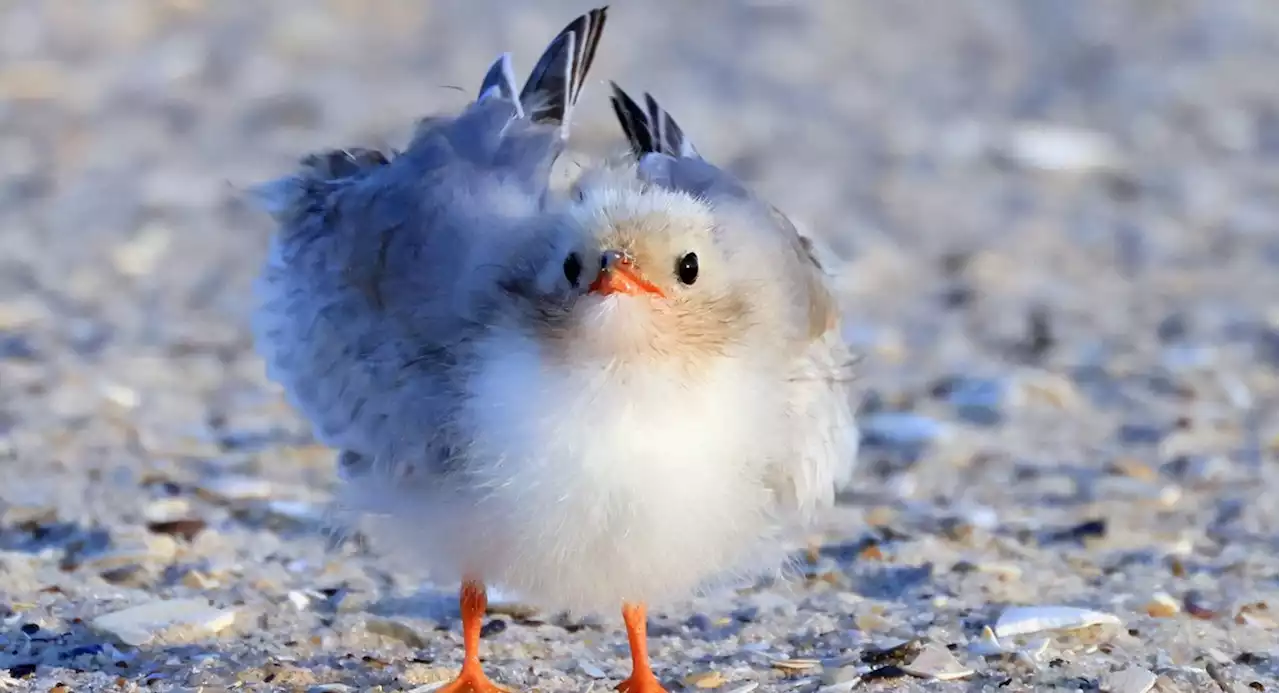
[264,499,325,523]
[860,413,950,448]
[90,598,236,647]
[994,605,1121,638]
[819,665,861,686]
[1102,666,1157,693]
[941,376,1015,425]
[80,533,177,570]
[146,518,208,542]
[683,670,726,688]
[1144,593,1180,618]
[999,123,1122,173]
[1234,602,1278,629]
[142,497,193,524]
[364,616,429,649]
[196,475,275,503]
[577,660,608,679]
[901,643,974,681]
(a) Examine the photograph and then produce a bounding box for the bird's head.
[513,167,818,370]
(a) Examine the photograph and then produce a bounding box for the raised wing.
[251,9,608,461]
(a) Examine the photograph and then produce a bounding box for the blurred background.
[0,1,1276,691]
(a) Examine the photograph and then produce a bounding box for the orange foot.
[437,664,510,693]
[437,580,511,693]
[615,602,669,693]
[615,670,668,693]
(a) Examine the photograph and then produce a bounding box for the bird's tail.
[477,6,608,134]
[609,82,700,159]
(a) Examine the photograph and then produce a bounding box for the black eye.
[563,253,583,286]
[676,252,699,285]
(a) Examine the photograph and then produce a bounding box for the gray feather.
[521,6,609,130]
[609,82,700,160]
[250,8,611,464]
[477,52,524,119]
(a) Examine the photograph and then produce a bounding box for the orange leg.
[437,580,508,693]
[615,602,668,693]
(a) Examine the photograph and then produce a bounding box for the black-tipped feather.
[610,82,700,160]
[477,52,523,118]
[519,6,609,126]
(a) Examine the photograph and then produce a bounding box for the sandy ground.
[0,1,1277,691]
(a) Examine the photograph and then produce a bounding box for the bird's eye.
[676,252,699,285]
[563,252,583,286]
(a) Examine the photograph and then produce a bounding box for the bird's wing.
[251,8,608,462]
[609,84,857,517]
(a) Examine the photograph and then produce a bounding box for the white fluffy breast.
[442,326,792,613]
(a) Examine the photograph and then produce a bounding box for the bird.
[249,7,858,693]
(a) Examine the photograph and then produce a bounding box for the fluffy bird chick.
[250,8,857,693]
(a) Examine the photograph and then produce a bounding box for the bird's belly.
[452,333,791,613]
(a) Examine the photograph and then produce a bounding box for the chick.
[250,9,858,692]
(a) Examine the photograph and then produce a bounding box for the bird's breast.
[460,328,788,509]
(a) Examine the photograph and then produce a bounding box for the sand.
[0,1,1276,691]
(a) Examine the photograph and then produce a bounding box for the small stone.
[146,518,207,542]
[307,685,355,693]
[819,665,861,686]
[1015,370,1081,409]
[684,671,726,689]
[968,626,1007,657]
[142,498,193,524]
[181,569,217,589]
[771,658,821,672]
[100,382,140,410]
[0,497,56,527]
[943,376,1014,426]
[861,664,908,682]
[399,663,453,686]
[1145,593,1180,618]
[1102,666,1157,693]
[1234,601,1278,628]
[1183,591,1220,620]
[264,499,324,523]
[110,225,171,278]
[81,533,177,571]
[99,564,151,587]
[901,643,974,681]
[862,640,923,667]
[196,475,275,503]
[577,660,608,679]
[365,617,429,649]
[1000,123,1121,173]
[860,413,950,448]
[286,591,311,611]
[1112,458,1159,482]
[855,611,890,632]
[91,598,236,646]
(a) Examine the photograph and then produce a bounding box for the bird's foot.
[437,663,511,693]
[615,670,668,693]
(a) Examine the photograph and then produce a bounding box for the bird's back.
[250,9,609,463]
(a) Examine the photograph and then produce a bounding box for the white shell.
[1102,666,1158,693]
[994,605,1122,638]
[901,643,975,681]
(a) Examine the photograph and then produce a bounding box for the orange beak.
[588,251,665,298]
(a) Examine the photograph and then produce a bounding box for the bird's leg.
[438,580,509,693]
[615,602,668,693]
